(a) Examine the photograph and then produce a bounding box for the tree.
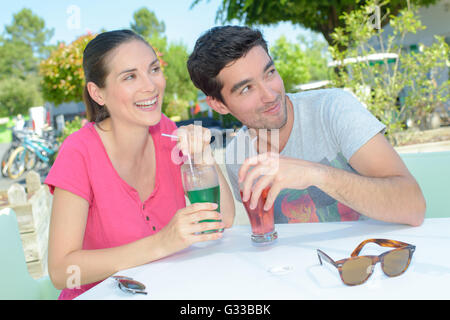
[131,7,166,39]
[191,0,437,48]
[4,8,54,58]
[0,37,37,79]
[130,7,168,72]
[40,34,95,105]
[270,36,311,91]
[0,8,53,116]
[0,76,43,117]
[131,7,167,52]
[329,0,449,141]
[163,42,198,118]
[164,43,197,107]
[297,34,330,81]
[269,34,330,91]
[130,8,170,96]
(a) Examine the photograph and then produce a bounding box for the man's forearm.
[314,164,426,226]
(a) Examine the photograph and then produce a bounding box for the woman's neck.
[96,118,152,164]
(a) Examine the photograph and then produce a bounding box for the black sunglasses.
[112,276,147,295]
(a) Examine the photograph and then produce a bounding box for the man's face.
[215,45,288,130]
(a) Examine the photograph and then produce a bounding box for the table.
[77,218,450,300]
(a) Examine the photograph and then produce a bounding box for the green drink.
[187,185,222,233]
[181,163,223,234]
[187,185,221,213]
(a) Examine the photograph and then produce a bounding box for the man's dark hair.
[187,25,268,103]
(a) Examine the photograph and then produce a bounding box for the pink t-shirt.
[45,115,186,300]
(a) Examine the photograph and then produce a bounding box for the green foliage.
[270,34,330,91]
[0,76,43,117]
[329,0,449,141]
[4,8,55,58]
[131,7,166,39]
[402,38,450,128]
[57,116,83,144]
[39,34,95,105]
[297,34,330,81]
[0,121,13,143]
[163,42,198,118]
[0,8,53,116]
[132,7,168,59]
[270,36,310,91]
[0,38,37,79]
[191,0,437,47]
[164,98,190,120]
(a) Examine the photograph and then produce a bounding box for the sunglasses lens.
[120,279,146,291]
[341,257,373,285]
[383,249,410,276]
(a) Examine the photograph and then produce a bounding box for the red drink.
[241,187,278,243]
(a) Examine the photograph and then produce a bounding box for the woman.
[45,29,235,300]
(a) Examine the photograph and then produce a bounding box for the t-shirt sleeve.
[326,89,386,161]
[45,133,93,204]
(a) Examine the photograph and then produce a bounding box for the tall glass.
[241,186,278,244]
[181,163,223,234]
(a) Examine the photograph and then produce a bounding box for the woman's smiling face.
[96,39,166,127]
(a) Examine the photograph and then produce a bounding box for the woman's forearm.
[49,232,168,290]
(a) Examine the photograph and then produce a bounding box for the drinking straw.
[161,133,178,139]
[161,133,195,177]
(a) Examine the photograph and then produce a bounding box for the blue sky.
[1,0,317,51]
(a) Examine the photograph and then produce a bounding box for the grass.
[0,121,13,144]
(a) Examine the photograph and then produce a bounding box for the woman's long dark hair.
[82,29,151,123]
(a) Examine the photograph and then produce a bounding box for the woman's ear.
[206,96,230,115]
[86,82,105,106]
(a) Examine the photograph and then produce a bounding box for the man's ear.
[206,96,230,115]
[86,82,105,106]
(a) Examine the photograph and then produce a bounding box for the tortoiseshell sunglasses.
[317,239,416,286]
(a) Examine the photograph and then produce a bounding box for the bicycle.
[7,129,59,180]
[1,129,36,177]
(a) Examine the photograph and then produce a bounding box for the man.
[187,25,425,226]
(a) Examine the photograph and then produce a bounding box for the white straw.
[186,153,195,178]
[161,133,179,140]
[162,133,195,177]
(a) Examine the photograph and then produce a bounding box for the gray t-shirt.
[225,88,386,223]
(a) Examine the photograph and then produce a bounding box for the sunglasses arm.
[351,239,414,257]
[317,249,338,268]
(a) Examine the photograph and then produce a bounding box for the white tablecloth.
[77,218,450,300]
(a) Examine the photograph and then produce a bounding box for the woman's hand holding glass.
[176,124,224,234]
[158,202,224,254]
